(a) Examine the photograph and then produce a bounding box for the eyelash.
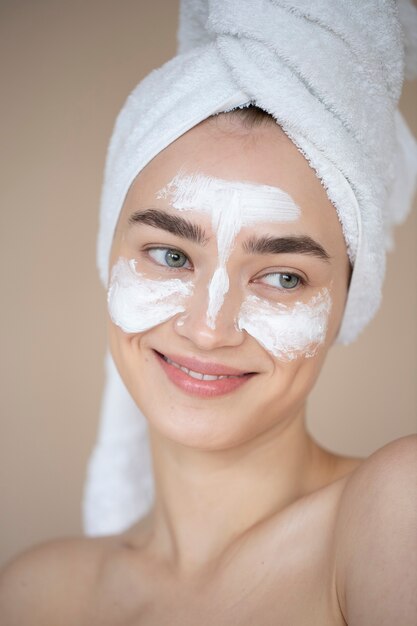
[144,246,306,291]
[253,271,306,292]
[145,246,193,270]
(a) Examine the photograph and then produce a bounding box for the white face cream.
[109,171,331,361]
[157,172,301,328]
[237,289,332,360]
[107,257,193,334]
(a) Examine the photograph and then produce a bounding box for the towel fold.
[85,0,417,536]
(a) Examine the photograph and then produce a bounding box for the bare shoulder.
[0,535,115,626]
[334,435,417,625]
[336,434,417,518]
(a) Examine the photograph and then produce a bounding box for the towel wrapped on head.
[85,0,417,536]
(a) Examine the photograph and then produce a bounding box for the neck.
[140,409,330,576]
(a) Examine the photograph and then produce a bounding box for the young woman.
[1,2,416,624]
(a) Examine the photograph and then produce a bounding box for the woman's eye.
[148,247,191,269]
[260,272,301,290]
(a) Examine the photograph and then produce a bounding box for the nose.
[173,276,245,351]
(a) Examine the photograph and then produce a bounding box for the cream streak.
[107,257,193,334]
[108,258,331,360]
[109,173,330,361]
[157,172,301,328]
[237,289,332,360]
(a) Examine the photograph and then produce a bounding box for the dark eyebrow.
[243,235,331,261]
[128,208,208,245]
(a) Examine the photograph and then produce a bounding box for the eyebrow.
[243,235,331,261]
[129,208,330,262]
[128,208,208,245]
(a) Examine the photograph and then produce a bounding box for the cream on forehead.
[157,172,301,327]
[157,172,301,220]
[237,289,332,360]
[108,257,192,333]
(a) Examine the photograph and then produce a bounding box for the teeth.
[164,356,241,380]
[188,369,204,380]
[202,374,220,381]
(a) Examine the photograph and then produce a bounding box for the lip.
[154,350,256,398]
[157,351,250,377]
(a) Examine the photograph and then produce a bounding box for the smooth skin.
[0,116,416,625]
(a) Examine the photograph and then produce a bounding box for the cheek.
[237,289,332,361]
[107,256,193,334]
[324,277,349,344]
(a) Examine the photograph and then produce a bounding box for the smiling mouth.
[154,351,255,397]
[161,354,248,381]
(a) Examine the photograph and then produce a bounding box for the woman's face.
[108,117,350,450]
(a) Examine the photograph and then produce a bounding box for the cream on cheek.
[157,172,301,328]
[237,289,332,360]
[107,257,193,333]
[107,257,332,358]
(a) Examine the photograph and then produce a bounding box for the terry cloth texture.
[84,0,417,536]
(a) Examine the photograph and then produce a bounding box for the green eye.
[148,247,191,269]
[261,272,300,290]
[165,250,188,268]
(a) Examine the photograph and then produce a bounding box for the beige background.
[0,0,416,568]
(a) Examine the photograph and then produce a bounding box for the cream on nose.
[157,172,301,330]
[206,265,230,328]
[173,276,244,349]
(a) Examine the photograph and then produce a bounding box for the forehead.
[121,119,344,244]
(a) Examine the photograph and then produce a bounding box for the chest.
[127,568,340,626]
[91,523,344,626]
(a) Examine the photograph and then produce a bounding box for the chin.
[130,384,296,453]
[135,397,247,450]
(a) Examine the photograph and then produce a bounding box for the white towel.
[84,0,417,536]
